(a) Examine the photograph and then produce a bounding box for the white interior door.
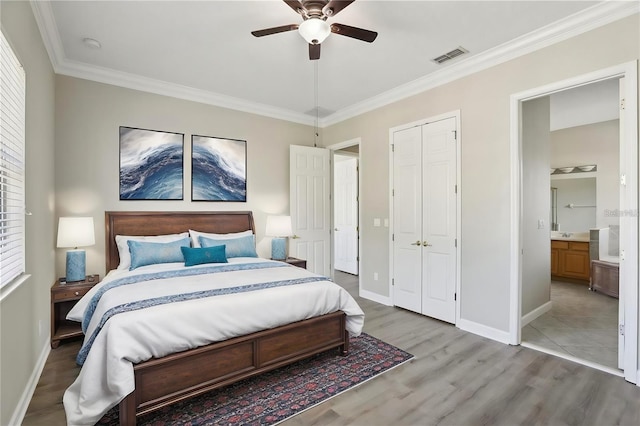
[334,155,359,275]
[290,145,330,276]
[421,117,457,323]
[392,126,423,313]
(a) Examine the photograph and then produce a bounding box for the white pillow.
[115,232,189,270]
[189,229,253,248]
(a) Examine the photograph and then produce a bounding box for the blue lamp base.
[271,238,287,261]
[66,249,86,282]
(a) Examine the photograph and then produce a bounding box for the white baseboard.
[9,337,51,426]
[359,288,393,306]
[521,301,553,326]
[458,318,511,344]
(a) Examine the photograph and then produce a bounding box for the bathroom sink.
[550,231,589,242]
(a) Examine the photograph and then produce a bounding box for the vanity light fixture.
[551,165,597,174]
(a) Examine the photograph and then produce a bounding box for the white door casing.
[290,145,331,276]
[618,76,625,370]
[334,155,359,275]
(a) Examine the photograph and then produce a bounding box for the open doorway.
[333,151,359,275]
[327,139,361,282]
[521,80,622,373]
[510,62,638,384]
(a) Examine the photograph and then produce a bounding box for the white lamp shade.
[298,18,331,44]
[265,215,293,237]
[57,217,96,248]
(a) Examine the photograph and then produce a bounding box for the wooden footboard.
[119,311,349,425]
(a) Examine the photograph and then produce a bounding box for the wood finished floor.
[24,271,640,426]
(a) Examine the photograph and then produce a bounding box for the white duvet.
[63,258,364,425]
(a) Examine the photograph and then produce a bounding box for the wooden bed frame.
[104,211,349,425]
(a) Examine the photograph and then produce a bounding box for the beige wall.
[322,14,639,332]
[521,97,551,318]
[55,76,315,277]
[0,2,56,424]
[551,119,620,229]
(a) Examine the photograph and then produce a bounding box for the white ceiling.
[31,1,637,126]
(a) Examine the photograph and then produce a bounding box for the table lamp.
[57,217,95,282]
[265,215,292,261]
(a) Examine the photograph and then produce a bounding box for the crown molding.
[55,58,316,126]
[30,0,65,70]
[321,0,639,127]
[29,1,315,126]
[30,1,638,129]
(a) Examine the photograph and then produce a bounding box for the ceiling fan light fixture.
[298,18,330,44]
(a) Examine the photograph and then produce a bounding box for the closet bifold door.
[392,126,423,314]
[392,117,458,324]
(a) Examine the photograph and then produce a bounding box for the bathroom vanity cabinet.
[551,240,590,282]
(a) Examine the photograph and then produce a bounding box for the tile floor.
[522,280,619,370]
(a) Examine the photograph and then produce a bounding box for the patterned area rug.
[98,333,413,425]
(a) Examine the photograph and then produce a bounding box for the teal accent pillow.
[128,237,191,270]
[198,234,258,258]
[181,245,228,266]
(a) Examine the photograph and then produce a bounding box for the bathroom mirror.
[550,175,596,232]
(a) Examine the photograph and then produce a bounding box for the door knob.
[410,240,421,246]
[423,241,432,247]
[335,228,339,231]
[291,234,300,239]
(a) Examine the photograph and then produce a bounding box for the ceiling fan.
[251,0,378,60]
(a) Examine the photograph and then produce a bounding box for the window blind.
[0,31,26,289]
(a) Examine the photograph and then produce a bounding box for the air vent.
[304,106,334,118]
[432,47,468,64]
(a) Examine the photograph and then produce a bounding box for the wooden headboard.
[105,211,255,271]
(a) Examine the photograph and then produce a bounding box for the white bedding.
[63,258,364,425]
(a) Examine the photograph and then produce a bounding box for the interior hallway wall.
[521,96,551,319]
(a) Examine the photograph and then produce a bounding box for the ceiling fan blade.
[330,23,377,43]
[283,0,304,15]
[309,43,321,60]
[251,24,299,38]
[322,0,355,17]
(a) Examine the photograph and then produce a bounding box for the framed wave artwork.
[191,135,247,202]
[119,126,184,200]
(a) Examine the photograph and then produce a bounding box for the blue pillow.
[181,245,228,266]
[128,237,191,270]
[198,234,258,258]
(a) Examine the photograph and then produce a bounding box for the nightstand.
[283,257,307,269]
[50,274,99,348]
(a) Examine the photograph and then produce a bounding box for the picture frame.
[191,135,247,202]
[119,126,184,200]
